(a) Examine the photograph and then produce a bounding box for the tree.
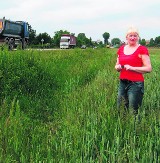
[28,24,36,45]
[89,37,93,47]
[111,38,121,46]
[98,41,104,48]
[155,36,160,44]
[53,30,70,47]
[102,32,110,45]
[140,39,146,46]
[77,33,90,47]
[149,38,155,47]
[36,32,52,45]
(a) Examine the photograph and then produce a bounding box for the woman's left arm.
[124,55,152,74]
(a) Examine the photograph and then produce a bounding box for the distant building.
[96,39,101,44]
[146,40,150,45]
[92,39,102,44]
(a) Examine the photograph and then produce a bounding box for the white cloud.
[0,0,160,41]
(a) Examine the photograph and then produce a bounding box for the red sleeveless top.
[117,45,149,81]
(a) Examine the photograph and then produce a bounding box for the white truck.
[60,34,76,49]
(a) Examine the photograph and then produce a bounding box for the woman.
[115,27,152,114]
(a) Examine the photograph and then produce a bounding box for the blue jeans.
[117,79,144,114]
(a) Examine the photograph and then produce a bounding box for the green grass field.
[0,48,159,162]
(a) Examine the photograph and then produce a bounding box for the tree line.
[28,25,160,48]
[28,26,107,48]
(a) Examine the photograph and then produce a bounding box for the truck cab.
[60,35,70,49]
[60,34,76,49]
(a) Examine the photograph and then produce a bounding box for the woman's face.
[126,32,139,46]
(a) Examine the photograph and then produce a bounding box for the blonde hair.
[126,26,139,37]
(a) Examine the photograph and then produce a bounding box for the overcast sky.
[1,0,160,42]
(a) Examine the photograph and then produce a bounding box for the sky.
[0,0,160,42]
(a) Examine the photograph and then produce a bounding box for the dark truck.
[0,17,29,50]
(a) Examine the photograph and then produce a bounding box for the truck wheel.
[8,39,15,50]
[9,43,14,50]
[4,38,9,44]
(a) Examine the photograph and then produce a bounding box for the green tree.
[155,36,160,45]
[149,38,155,47]
[77,33,90,47]
[28,24,36,45]
[89,37,93,47]
[140,39,146,46]
[36,32,52,45]
[98,41,105,48]
[102,32,110,45]
[111,38,121,47]
[77,33,86,45]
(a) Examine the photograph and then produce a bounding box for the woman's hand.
[115,64,122,72]
[124,64,132,70]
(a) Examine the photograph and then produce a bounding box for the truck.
[0,17,29,50]
[60,34,76,49]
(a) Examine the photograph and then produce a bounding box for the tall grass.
[0,48,159,162]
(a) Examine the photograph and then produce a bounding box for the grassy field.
[0,48,159,162]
